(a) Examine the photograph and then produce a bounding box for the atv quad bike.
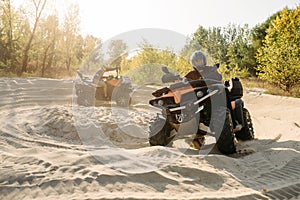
[148,66,254,154]
[75,67,132,107]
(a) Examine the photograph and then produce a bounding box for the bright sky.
[67,0,299,40]
[12,0,299,40]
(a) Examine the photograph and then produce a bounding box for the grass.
[240,77,300,98]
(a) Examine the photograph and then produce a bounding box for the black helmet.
[190,51,207,71]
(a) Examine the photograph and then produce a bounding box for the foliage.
[183,24,258,79]
[174,56,191,75]
[226,24,256,76]
[0,0,101,78]
[121,42,177,73]
[120,43,189,84]
[0,0,299,97]
[107,39,127,68]
[20,0,48,75]
[251,11,281,53]
[125,63,165,85]
[257,6,300,92]
[0,0,23,73]
[241,77,300,97]
[185,25,227,64]
[80,37,104,74]
[218,63,250,80]
[61,3,81,74]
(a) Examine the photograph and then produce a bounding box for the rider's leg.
[103,84,107,98]
[232,99,244,131]
[98,81,108,98]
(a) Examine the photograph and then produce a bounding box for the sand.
[0,77,299,200]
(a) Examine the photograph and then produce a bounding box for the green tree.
[0,0,103,78]
[0,0,13,71]
[107,39,127,68]
[120,42,181,84]
[252,11,281,54]
[20,0,48,75]
[81,36,104,73]
[36,15,60,77]
[61,3,80,73]
[257,6,300,92]
[226,24,256,77]
[174,55,191,75]
[0,0,24,73]
[187,25,228,65]
[206,27,228,64]
[185,24,259,78]
[187,25,208,56]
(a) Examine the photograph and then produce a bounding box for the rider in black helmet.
[186,51,244,149]
[185,50,222,82]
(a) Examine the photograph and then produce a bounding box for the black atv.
[75,67,132,107]
[148,66,254,154]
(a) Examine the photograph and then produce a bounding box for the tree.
[61,3,80,73]
[36,15,59,77]
[0,0,23,73]
[252,11,281,54]
[188,25,228,65]
[191,25,208,52]
[119,42,181,84]
[226,24,256,76]
[0,0,104,78]
[257,6,300,92]
[0,0,13,71]
[107,39,127,68]
[206,27,228,64]
[185,24,260,78]
[20,0,48,75]
[81,36,104,73]
[174,56,191,75]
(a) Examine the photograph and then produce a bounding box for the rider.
[185,50,222,82]
[187,51,244,148]
[93,68,108,99]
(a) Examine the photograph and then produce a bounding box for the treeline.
[1,1,299,94]
[183,6,300,92]
[116,6,300,93]
[0,0,101,78]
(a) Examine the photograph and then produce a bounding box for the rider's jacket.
[185,66,222,82]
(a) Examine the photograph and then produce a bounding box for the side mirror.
[162,66,170,74]
[162,74,181,83]
[77,70,83,80]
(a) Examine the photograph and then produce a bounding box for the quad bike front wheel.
[75,84,95,106]
[149,115,174,146]
[214,108,236,154]
[116,93,131,107]
[235,108,255,141]
[113,85,132,107]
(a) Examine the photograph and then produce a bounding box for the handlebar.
[161,73,182,83]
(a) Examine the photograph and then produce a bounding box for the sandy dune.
[0,78,299,200]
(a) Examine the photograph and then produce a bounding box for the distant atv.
[75,67,132,107]
[149,66,254,154]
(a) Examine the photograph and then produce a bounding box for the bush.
[256,6,300,92]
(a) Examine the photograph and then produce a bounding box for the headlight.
[158,100,164,106]
[196,91,204,98]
